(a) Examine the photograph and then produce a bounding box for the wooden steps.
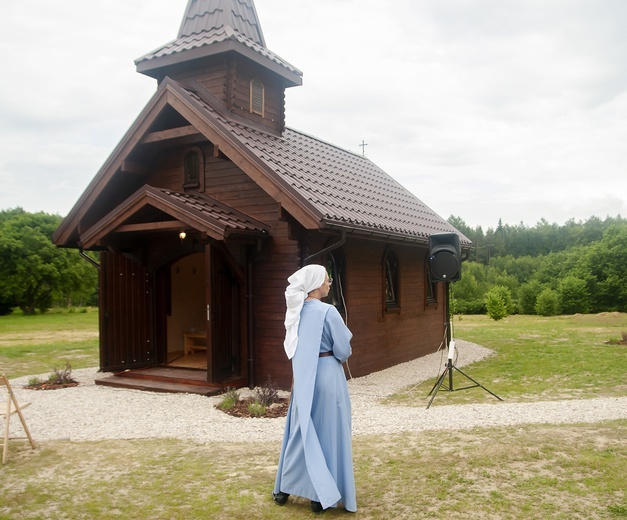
[95,366,227,396]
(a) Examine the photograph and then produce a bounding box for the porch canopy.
[79,184,269,250]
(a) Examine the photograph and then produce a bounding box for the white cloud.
[0,0,625,230]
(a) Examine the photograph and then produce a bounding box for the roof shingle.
[182,84,467,245]
[160,187,269,237]
[178,0,266,45]
[135,0,301,82]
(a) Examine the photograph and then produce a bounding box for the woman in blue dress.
[273,264,357,513]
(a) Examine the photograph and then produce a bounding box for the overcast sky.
[1,0,626,230]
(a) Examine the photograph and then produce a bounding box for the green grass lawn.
[388,312,627,406]
[1,311,626,519]
[1,422,625,519]
[0,307,99,379]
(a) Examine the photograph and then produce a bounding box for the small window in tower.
[250,78,265,116]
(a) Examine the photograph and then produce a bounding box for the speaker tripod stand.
[426,283,503,409]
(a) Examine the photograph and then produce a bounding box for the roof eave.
[53,81,178,248]
[136,40,302,87]
[165,82,323,228]
[322,219,473,249]
[80,185,270,249]
[323,221,429,246]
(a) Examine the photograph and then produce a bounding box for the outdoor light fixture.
[179,231,186,241]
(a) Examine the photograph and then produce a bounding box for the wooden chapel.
[53,0,470,393]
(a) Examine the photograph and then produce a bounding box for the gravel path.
[6,340,627,444]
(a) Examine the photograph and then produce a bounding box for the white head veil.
[283,264,327,359]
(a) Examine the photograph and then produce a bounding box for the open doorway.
[166,252,207,369]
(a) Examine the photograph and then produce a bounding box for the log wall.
[171,56,286,134]
[132,145,445,390]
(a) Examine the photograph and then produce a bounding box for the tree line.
[447,214,627,317]
[0,208,98,315]
[1,208,625,317]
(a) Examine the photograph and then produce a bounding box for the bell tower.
[135,0,302,135]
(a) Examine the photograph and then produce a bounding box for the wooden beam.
[141,125,202,144]
[120,160,147,175]
[116,220,186,233]
[168,94,323,230]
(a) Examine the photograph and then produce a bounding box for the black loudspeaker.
[429,232,462,282]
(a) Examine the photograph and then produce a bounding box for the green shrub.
[453,298,486,315]
[47,361,77,385]
[247,401,266,417]
[217,387,240,411]
[253,375,279,407]
[485,285,513,321]
[517,281,542,314]
[25,362,77,388]
[558,276,590,314]
[535,288,560,316]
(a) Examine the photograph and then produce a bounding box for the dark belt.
[319,351,334,357]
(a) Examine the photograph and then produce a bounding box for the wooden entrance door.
[100,252,153,372]
[206,246,241,383]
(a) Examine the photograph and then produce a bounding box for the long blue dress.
[273,299,357,512]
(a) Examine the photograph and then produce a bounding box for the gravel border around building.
[6,340,627,444]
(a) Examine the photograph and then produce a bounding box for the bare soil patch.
[0,330,98,347]
[23,382,80,391]
[604,331,627,345]
[217,397,289,419]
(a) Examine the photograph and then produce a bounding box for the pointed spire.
[178,0,265,47]
[135,0,301,86]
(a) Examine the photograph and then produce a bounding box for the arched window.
[250,78,265,116]
[182,147,204,190]
[325,249,346,315]
[384,248,399,310]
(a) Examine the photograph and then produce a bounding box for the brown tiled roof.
[135,1,301,83]
[178,0,266,45]
[79,185,269,248]
[248,128,465,243]
[135,27,300,78]
[159,187,269,237]
[182,85,468,245]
